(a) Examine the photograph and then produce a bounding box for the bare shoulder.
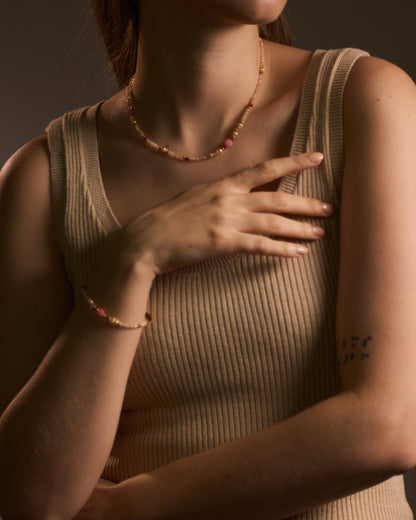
[346,54,415,94]
[0,135,56,272]
[0,132,72,296]
[344,55,416,132]
[2,134,49,173]
[1,135,50,206]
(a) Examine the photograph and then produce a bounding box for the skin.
[1,1,416,519]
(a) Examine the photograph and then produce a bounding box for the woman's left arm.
[78,57,416,520]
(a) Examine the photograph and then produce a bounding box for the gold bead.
[159,147,169,154]
[259,65,265,74]
[232,131,239,138]
[238,122,244,129]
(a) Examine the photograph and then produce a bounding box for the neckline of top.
[82,48,327,237]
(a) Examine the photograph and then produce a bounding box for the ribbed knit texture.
[46,48,413,518]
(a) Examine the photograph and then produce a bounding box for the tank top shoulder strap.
[45,103,111,296]
[287,48,370,200]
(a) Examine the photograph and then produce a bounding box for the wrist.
[89,228,157,287]
[83,252,155,329]
[116,225,160,282]
[129,251,159,284]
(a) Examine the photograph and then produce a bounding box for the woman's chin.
[237,0,288,25]
[185,0,288,27]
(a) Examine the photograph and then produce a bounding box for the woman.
[0,0,415,518]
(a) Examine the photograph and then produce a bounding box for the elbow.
[0,505,70,520]
[0,500,60,520]
[356,396,416,476]
[0,507,53,520]
[0,454,87,520]
[381,418,416,474]
[0,487,76,520]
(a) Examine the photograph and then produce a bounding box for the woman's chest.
[123,223,341,416]
[97,97,299,227]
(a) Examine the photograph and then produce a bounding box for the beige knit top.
[46,48,413,519]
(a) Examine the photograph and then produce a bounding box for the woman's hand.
[85,152,331,325]
[72,479,119,520]
[119,152,332,277]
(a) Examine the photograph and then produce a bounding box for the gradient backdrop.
[0,0,415,513]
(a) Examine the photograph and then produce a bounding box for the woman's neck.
[132,2,265,154]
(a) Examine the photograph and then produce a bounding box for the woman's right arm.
[0,140,328,520]
[0,137,156,520]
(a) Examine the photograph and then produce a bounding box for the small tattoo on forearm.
[336,335,372,366]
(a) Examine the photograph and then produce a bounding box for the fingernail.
[313,227,325,237]
[321,203,334,215]
[307,152,324,164]
[296,245,308,255]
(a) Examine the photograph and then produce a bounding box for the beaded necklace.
[126,38,265,162]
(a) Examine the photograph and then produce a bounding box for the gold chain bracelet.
[81,286,152,330]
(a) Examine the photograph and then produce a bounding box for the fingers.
[232,152,324,191]
[238,212,325,240]
[233,231,309,258]
[243,191,334,217]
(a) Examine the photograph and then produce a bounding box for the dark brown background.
[0,0,415,513]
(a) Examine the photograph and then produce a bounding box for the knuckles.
[272,192,288,211]
[209,193,228,209]
[254,161,270,176]
[247,234,268,254]
[261,213,281,233]
[207,225,229,251]
[291,153,306,170]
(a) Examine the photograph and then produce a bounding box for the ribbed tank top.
[46,48,413,519]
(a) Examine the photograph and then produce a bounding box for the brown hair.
[91,0,292,89]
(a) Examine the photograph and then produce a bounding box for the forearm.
[0,266,154,520]
[116,391,410,519]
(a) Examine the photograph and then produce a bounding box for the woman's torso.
[46,43,413,519]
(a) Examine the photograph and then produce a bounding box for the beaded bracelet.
[80,286,152,330]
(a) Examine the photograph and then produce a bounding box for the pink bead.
[127,107,135,116]
[96,308,106,317]
[224,139,234,149]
